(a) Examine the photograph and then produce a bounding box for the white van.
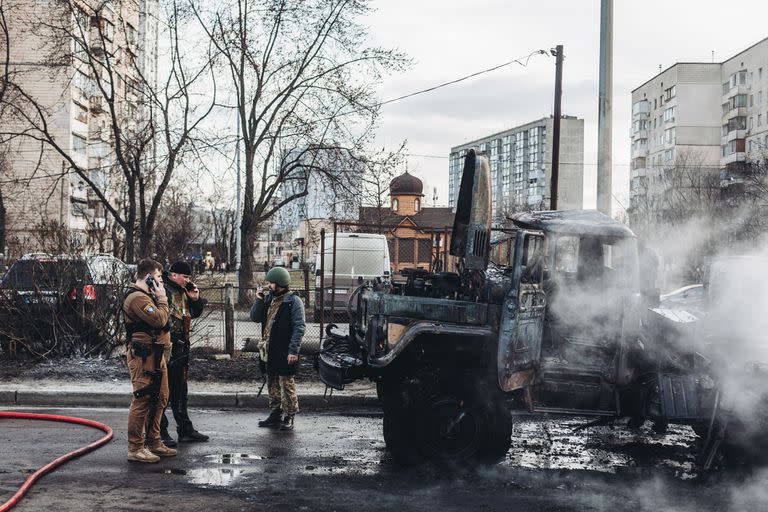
[313,233,390,321]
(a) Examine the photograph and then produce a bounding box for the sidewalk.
[0,378,379,410]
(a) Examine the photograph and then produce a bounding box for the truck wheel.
[382,407,423,466]
[419,393,489,463]
[378,376,424,466]
[480,405,513,463]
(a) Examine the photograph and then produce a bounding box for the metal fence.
[189,221,454,356]
[190,273,323,355]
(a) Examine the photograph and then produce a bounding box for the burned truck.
[318,150,758,466]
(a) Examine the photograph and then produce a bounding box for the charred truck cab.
[319,150,724,466]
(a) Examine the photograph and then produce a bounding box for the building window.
[392,198,398,212]
[664,127,675,144]
[72,133,87,154]
[664,85,676,101]
[663,107,675,122]
[750,95,754,107]
[398,238,415,263]
[729,94,748,109]
[759,114,763,127]
[413,198,420,212]
[417,239,431,264]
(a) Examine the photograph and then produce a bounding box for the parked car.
[313,232,391,322]
[0,253,132,356]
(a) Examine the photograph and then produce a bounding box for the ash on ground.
[0,348,319,383]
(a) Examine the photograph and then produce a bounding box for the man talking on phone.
[155,261,209,446]
[250,267,305,430]
[124,259,175,462]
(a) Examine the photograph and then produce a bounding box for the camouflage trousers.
[267,374,299,416]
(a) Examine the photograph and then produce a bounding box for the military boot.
[149,444,178,457]
[258,408,283,428]
[178,429,209,443]
[161,429,178,448]
[127,447,160,463]
[279,415,294,431]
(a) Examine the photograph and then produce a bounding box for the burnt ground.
[0,349,319,383]
[2,407,767,511]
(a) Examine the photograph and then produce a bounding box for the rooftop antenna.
[658,64,662,72]
[432,186,438,206]
[711,50,715,63]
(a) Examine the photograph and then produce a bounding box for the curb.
[0,389,378,411]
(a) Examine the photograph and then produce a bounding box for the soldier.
[156,261,209,446]
[250,267,305,431]
[124,258,177,463]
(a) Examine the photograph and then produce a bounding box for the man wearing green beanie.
[250,266,305,430]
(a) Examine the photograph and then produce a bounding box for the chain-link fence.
[190,270,322,356]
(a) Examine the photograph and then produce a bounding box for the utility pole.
[550,44,563,211]
[597,0,614,216]
[234,119,241,286]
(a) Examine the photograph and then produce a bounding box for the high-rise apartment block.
[3,1,158,256]
[629,37,768,219]
[448,116,584,224]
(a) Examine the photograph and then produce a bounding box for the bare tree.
[190,0,408,298]
[149,185,206,263]
[358,143,406,231]
[1,0,217,261]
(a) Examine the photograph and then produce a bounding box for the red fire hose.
[0,412,113,512]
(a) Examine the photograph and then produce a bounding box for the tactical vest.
[123,288,171,343]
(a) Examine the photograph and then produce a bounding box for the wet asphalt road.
[1,407,767,512]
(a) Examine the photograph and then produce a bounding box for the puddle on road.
[300,454,383,476]
[160,469,187,475]
[185,468,256,487]
[504,417,699,479]
[157,467,260,487]
[203,453,270,465]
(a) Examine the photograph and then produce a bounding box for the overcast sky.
[362,0,768,213]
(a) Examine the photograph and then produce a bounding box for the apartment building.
[276,147,363,258]
[629,37,768,221]
[448,116,584,224]
[3,0,158,257]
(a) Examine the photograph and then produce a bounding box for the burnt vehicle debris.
[318,149,766,468]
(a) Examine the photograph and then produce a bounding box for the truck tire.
[419,393,489,463]
[382,407,423,466]
[419,378,511,464]
[378,376,425,466]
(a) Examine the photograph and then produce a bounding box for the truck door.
[498,231,547,392]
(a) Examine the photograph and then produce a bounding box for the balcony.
[724,107,748,121]
[724,129,747,142]
[631,129,648,140]
[89,96,105,113]
[722,84,750,100]
[722,152,747,165]
[631,144,648,158]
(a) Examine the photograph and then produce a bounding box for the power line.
[376,50,549,109]
[321,50,551,123]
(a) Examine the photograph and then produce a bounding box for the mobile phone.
[186,281,196,291]
[145,275,157,291]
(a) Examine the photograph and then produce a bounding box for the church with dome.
[359,171,455,274]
